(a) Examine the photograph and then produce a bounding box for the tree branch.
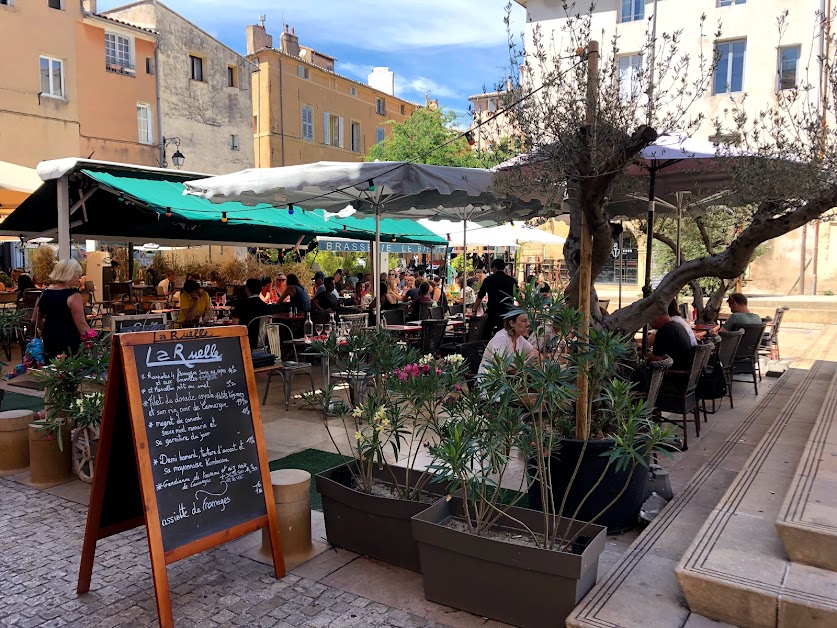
[693,216,715,254]
[606,186,837,333]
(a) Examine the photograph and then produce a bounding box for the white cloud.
[332,62,460,103]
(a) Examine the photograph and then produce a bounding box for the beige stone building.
[514,0,835,296]
[101,0,254,174]
[245,21,417,167]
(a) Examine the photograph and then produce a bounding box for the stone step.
[566,324,837,628]
[776,366,837,572]
[675,346,837,627]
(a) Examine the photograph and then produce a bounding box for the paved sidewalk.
[0,478,444,628]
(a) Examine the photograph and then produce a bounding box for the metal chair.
[655,342,714,450]
[340,312,367,331]
[247,315,274,351]
[107,282,138,313]
[459,340,487,388]
[262,323,315,409]
[760,307,788,360]
[732,323,767,395]
[381,308,405,326]
[448,304,464,316]
[428,306,444,320]
[467,315,488,343]
[420,319,448,356]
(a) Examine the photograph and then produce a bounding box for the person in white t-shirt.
[668,300,697,347]
[478,312,539,375]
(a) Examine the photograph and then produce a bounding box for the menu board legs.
[76,328,285,628]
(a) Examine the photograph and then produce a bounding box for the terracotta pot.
[412,499,606,628]
[0,410,34,473]
[28,424,72,485]
[316,462,447,572]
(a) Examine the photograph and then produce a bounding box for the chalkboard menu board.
[133,336,266,552]
[77,327,283,628]
[112,314,169,333]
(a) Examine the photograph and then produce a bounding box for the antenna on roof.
[258,14,266,28]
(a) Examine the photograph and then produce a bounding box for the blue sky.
[98,0,527,124]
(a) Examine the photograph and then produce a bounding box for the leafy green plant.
[32,331,111,449]
[430,285,676,551]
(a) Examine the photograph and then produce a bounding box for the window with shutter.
[376,127,385,144]
[137,104,153,144]
[301,105,313,141]
[351,122,361,152]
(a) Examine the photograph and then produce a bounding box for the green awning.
[0,167,448,248]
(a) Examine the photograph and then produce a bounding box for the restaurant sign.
[318,238,446,254]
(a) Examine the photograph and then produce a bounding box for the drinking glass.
[315,323,323,337]
[324,322,332,336]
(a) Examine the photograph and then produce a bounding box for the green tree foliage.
[367,107,510,168]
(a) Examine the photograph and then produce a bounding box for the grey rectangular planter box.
[411,499,606,628]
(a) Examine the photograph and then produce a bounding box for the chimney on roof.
[280,24,300,57]
[368,67,395,96]
[246,17,273,55]
[82,0,97,13]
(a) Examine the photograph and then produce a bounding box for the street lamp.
[160,136,186,169]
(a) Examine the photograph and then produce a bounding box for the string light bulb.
[367,179,376,192]
[464,131,475,146]
[165,208,172,217]
[447,234,451,242]
[221,212,228,223]
[288,204,294,215]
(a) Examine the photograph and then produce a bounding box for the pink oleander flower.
[435,367,442,375]
[454,384,462,392]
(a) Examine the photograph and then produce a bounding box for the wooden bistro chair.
[654,342,714,451]
[731,322,767,395]
[645,355,674,412]
[262,323,315,410]
[760,306,788,361]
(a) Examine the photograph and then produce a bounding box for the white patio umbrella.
[184,161,544,323]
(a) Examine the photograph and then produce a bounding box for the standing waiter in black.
[476,258,517,339]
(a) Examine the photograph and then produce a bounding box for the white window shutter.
[338,117,344,148]
[323,112,330,144]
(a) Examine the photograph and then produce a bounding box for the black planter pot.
[527,438,649,534]
[412,499,606,628]
[315,462,447,572]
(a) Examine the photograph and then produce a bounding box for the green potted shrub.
[411,286,675,627]
[313,328,467,571]
[32,331,109,482]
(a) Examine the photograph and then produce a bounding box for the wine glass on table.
[315,323,323,339]
[324,320,332,336]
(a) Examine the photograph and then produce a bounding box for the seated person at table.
[540,283,551,299]
[313,271,326,295]
[722,293,762,330]
[647,311,693,372]
[313,276,340,312]
[478,312,539,375]
[401,275,418,302]
[348,281,366,308]
[406,282,433,321]
[668,300,697,347]
[157,271,177,296]
[272,274,288,303]
[334,269,346,293]
[231,278,271,349]
[277,274,311,313]
[370,281,399,313]
[259,276,274,304]
[178,279,211,327]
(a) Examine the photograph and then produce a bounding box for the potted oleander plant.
[32,330,109,483]
[313,327,467,571]
[411,285,674,627]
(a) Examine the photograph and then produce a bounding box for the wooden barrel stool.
[0,410,34,474]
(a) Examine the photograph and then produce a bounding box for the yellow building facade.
[246,23,417,167]
[0,0,159,169]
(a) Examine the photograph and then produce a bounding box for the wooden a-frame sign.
[77,327,284,628]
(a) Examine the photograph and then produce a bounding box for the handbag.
[697,357,727,400]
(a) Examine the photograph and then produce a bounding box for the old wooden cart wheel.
[72,426,99,483]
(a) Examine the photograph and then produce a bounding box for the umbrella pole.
[618,220,624,310]
[641,166,657,355]
[375,203,381,327]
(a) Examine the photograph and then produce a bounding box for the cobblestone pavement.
[0,478,444,627]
